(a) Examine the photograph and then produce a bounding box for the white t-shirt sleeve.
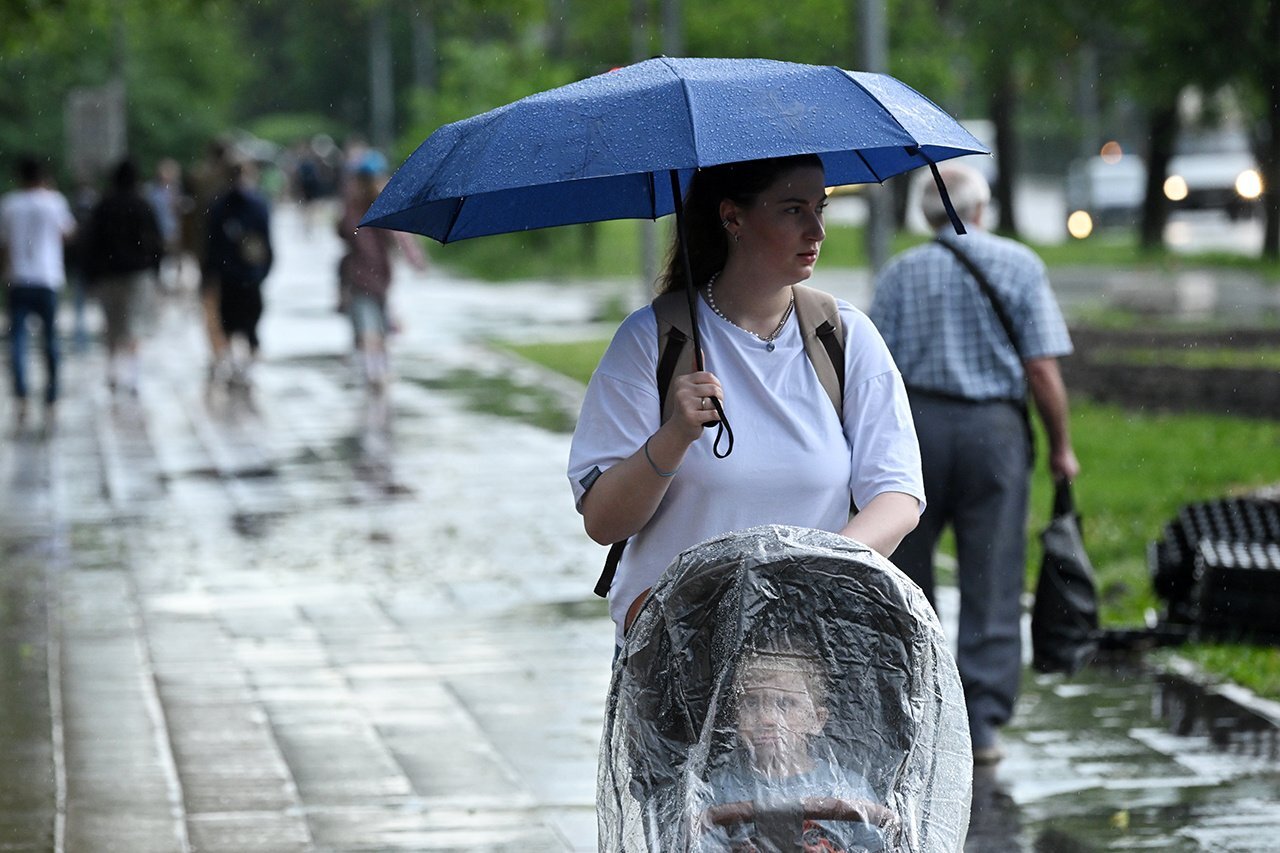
[568,307,660,510]
[840,306,925,514]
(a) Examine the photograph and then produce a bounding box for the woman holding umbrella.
[569,154,925,648]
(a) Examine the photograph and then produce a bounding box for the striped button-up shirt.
[869,227,1072,401]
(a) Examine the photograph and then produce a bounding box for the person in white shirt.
[568,155,924,648]
[0,157,76,432]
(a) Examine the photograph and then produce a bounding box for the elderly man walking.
[869,162,1080,765]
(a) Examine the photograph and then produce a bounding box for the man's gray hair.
[921,162,991,228]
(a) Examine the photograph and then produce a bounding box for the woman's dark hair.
[656,153,824,295]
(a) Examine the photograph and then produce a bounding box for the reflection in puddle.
[1155,673,1280,760]
[966,660,1280,851]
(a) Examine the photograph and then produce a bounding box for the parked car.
[1164,130,1263,220]
[1065,153,1146,232]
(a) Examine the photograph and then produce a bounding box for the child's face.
[735,664,828,771]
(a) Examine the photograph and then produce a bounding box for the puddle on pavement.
[403,368,577,433]
[969,658,1280,851]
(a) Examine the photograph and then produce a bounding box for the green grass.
[504,334,1280,696]
[1091,346,1280,370]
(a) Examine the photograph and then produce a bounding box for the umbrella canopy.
[362,56,987,241]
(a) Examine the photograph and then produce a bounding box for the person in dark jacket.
[84,158,163,394]
[206,161,273,389]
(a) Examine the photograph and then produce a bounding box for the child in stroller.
[697,644,897,851]
[598,525,971,853]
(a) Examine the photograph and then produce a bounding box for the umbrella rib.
[852,149,885,184]
[659,56,701,173]
[443,196,467,242]
[834,67,919,182]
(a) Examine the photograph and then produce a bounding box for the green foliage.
[400,30,575,154]
[246,113,351,148]
[0,0,245,183]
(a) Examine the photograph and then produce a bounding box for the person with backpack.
[83,158,164,394]
[568,155,924,650]
[206,160,273,389]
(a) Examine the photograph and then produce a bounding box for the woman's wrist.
[643,427,692,478]
[643,435,680,477]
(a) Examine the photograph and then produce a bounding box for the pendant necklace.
[704,273,794,352]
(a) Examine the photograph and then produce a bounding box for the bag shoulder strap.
[932,237,1021,358]
[791,284,844,416]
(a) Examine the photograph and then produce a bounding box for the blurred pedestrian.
[145,157,184,292]
[869,162,1080,766]
[206,160,273,389]
[65,171,99,353]
[336,153,426,389]
[83,158,164,395]
[182,138,234,382]
[0,156,76,433]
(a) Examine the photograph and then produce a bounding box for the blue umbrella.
[363,56,986,455]
[363,56,986,241]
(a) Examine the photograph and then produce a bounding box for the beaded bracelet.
[643,436,680,477]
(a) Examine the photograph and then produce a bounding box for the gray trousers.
[892,392,1030,744]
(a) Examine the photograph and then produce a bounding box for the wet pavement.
[2,204,1279,852]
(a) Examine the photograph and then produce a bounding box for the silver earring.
[721,218,731,229]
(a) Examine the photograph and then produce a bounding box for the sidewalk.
[3,203,1280,852]
[1,205,612,852]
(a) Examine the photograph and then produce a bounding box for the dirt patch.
[1062,327,1280,420]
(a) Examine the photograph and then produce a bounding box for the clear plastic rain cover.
[598,525,971,852]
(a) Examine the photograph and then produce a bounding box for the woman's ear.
[719,200,740,230]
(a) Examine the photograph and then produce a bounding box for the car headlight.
[1164,175,1189,202]
[1235,169,1263,200]
[1066,210,1093,239]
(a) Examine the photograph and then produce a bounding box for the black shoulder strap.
[932,237,1021,358]
[933,237,1037,463]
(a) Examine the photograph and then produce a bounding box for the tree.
[0,0,245,182]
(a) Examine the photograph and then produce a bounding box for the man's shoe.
[972,742,1005,766]
[971,722,1005,766]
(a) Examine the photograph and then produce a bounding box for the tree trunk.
[1139,103,1178,252]
[368,5,394,150]
[988,63,1019,238]
[1261,0,1280,260]
[411,3,437,94]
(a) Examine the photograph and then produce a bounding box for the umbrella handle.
[669,170,734,458]
[922,157,967,236]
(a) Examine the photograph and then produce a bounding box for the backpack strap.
[792,284,844,416]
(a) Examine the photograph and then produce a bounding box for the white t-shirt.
[568,296,924,644]
[0,187,75,288]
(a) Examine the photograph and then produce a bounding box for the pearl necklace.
[705,273,794,351]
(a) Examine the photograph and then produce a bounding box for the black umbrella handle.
[669,169,733,458]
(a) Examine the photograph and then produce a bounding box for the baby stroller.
[598,525,971,852]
